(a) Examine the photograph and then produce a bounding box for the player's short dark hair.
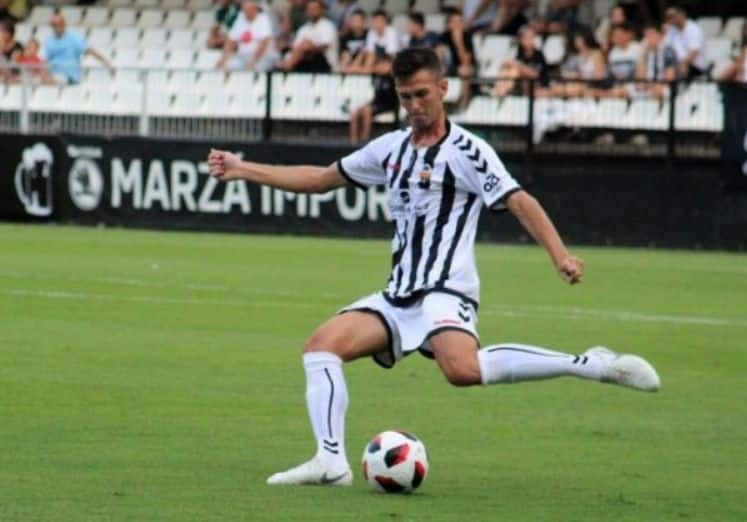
[392,47,443,82]
[408,11,425,27]
[372,9,390,21]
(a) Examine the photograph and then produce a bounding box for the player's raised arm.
[505,190,584,285]
[207,149,348,194]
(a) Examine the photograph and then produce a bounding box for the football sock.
[477,343,604,384]
[303,352,349,471]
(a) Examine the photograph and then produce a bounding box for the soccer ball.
[361,430,429,493]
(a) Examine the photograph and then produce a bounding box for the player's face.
[395,69,447,131]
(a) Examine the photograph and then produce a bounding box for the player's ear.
[438,77,448,97]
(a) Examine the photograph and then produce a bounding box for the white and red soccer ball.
[362,430,429,493]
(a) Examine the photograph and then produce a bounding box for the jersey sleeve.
[459,138,521,211]
[337,132,399,188]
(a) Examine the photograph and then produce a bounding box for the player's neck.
[411,115,449,148]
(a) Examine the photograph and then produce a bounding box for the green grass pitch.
[1,223,745,521]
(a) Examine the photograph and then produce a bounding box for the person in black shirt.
[348,54,397,144]
[437,8,476,110]
[340,9,367,73]
[492,25,548,97]
[404,12,440,49]
[0,19,22,82]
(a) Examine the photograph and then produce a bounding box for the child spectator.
[403,12,439,49]
[348,54,396,144]
[359,9,399,73]
[635,23,676,99]
[492,25,548,97]
[17,37,54,84]
[339,9,366,73]
[438,8,476,109]
[552,25,607,97]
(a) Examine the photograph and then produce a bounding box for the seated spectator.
[44,12,110,85]
[349,54,396,144]
[217,0,278,72]
[490,0,531,35]
[438,8,476,109]
[716,21,747,84]
[328,0,359,33]
[16,37,54,84]
[552,25,606,97]
[0,19,21,80]
[664,6,707,80]
[403,12,439,49]
[353,9,399,74]
[339,9,366,73]
[492,25,548,97]
[207,0,240,50]
[0,0,27,23]
[603,22,640,97]
[595,3,627,53]
[543,0,584,35]
[462,0,499,33]
[635,23,676,99]
[277,0,307,53]
[278,0,338,72]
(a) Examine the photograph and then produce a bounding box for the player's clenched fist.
[557,255,584,284]
[207,149,243,181]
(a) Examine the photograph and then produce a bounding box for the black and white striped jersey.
[337,120,521,308]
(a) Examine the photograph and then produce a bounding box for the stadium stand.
[0,0,744,148]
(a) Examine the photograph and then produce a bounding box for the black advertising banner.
[54,136,393,237]
[721,83,747,192]
[0,134,59,221]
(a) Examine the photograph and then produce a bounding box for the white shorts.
[340,291,480,368]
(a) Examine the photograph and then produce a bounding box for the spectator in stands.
[462,0,499,33]
[217,0,278,72]
[44,12,110,85]
[17,37,54,85]
[278,0,338,72]
[0,0,27,23]
[635,23,676,99]
[207,0,240,49]
[0,19,21,82]
[664,6,707,80]
[438,8,476,110]
[552,25,606,97]
[403,12,440,49]
[595,3,627,53]
[716,20,747,84]
[339,9,367,73]
[542,0,585,35]
[604,22,640,97]
[328,0,359,33]
[489,0,531,35]
[492,25,548,97]
[354,9,399,73]
[348,54,396,144]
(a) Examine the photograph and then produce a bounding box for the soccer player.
[207,48,660,487]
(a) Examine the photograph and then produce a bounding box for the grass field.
[1,223,745,521]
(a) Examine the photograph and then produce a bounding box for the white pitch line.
[2,288,746,328]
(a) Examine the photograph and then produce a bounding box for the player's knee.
[442,367,481,387]
[303,330,346,356]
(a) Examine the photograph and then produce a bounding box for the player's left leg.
[429,331,660,391]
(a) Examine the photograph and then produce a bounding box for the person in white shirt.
[357,9,399,73]
[716,20,747,84]
[278,0,338,72]
[602,22,641,98]
[664,6,707,80]
[217,0,278,72]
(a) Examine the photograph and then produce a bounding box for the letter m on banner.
[721,83,747,192]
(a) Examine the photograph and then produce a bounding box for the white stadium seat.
[82,48,113,68]
[496,96,528,125]
[0,85,22,110]
[192,10,215,31]
[201,91,232,116]
[425,13,445,33]
[412,0,441,15]
[106,0,133,8]
[140,48,168,69]
[592,99,628,128]
[146,89,173,116]
[167,28,196,49]
[36,26,54,46]
[141,28,168,48]
[169,70,198,92]
[113,48,140,68]
[705,38,733,66]
[696,17,722,38]
[14,23,32,44]
[194,49,222,70]
[195,70,226,92]
[170,91,204,116]
[444,77,461,103]
[167,49,196,69]
[188,0,213,11]
[88,27,114,49]
[112,87,144,115]
[385,0,410,15]
[82,7,110,27]
[164,10,192,29]
[114,68,142,88]
[85,67,114,86]
[110,8,137,28]
[60,6,84,25]
[28,6,54,26]
[722,17,746,43]
[30,85,62,112]
[138,9,165,29]
[162,0,187,8]
[58,86,87,113]
[477,34,512,65]
[226,71,260,95]
[392,14,408,36]
[358,0,381,13]
[146,69,169,93]
[623,99,662,130]
[113,27,141,49]
[134,0,159,7]
[543,35,565,65]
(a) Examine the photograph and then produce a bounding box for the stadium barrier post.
[19,65,29,134]
[139,68,150,137]
[263,72,273,141]
[667,80,678,164]
[526,78,535,157]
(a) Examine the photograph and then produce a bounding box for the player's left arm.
[505,190,584,284]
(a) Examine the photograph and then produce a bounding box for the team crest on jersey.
[418,165,431,189]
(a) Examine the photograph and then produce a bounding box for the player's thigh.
[429,330,481,387]
[304,311,389,362]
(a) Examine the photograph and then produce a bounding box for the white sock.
[303,351,349,471]
[477,343,604,384]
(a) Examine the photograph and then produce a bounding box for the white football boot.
[266,458,353,486]
[584,346,661,392]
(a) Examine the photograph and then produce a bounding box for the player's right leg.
[266,311,389,486]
